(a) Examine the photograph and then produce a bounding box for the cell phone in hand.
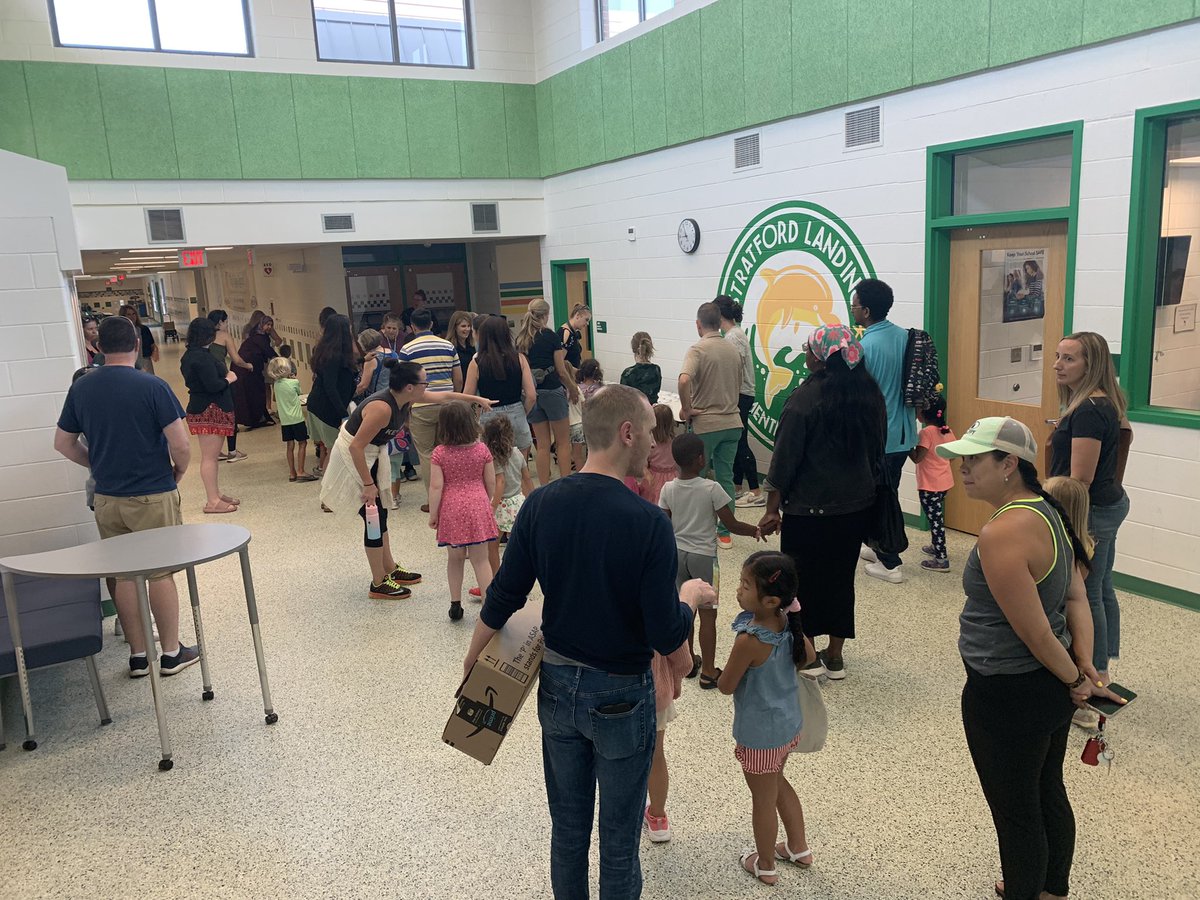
[1086,682,1137,718]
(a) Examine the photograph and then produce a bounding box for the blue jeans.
[875,451,909,569]
[538,662,656,900]
[1085,491,1129,673]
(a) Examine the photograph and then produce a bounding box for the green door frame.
[549,257,594,345]
[924,121,1084,357]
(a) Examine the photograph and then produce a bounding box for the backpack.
[902,328,942,411]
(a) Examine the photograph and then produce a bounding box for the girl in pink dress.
[638,404,679,504]
[428,401,499,622]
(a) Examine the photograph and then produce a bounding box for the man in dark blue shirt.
[55,315,199,679]
[463,384,708,899]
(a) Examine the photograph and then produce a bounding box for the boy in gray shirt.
[659,433,761,688]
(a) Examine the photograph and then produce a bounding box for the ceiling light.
[204,246,233,250]
[128,248,180,253]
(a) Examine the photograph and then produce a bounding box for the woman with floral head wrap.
[756,324,886,681]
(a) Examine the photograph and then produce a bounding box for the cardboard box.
[443,602,544,765]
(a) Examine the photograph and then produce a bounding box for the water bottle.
[365,502,381,541]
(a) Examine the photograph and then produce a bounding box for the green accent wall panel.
[990,0,1084,66]
[230,72,301,179]
[913,0,990,84]
[165,69,241,179]
[0,62,36,158]
[534,78,556,176]
[700,0,746,135]
[793,0,849,114]
[349,76,409,178]
[24,63,110,179]
[847,0,913,99]
[404,80,461,178]
[292,75,356,179]
[503,83,540,178]
[575,56,607,168]
[551,68,580,172]
[629,29,667,155]
[1082,0,1195,43]
[662,14,705,146]
[601,43,634,161]
[98,66,178,179]
[743,0,792,128]
[456,82,508,177]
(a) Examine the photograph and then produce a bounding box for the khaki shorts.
[93,491,183,579]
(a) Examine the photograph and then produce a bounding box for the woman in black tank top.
[319,358,494,600]
[465,316,538,452]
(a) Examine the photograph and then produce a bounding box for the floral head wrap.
[807,324,863,369]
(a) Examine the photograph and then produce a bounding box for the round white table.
[0,523,276,770]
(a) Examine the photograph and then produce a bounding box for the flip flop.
[220,495,240,505]
[203,501,238,514]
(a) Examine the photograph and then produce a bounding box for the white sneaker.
[864,561,905,584]
[735,493,767,508]
[225,450,248,463]
[859,544,879,563]
[1072,707,1100,730]
[390,494,401,510]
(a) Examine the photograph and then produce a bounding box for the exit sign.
[179,249,208,268]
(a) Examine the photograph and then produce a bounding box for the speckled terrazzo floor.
[1,347,1198,900]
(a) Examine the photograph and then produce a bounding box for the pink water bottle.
[365,502,381,541]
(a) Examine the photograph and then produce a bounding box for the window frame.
[309,0,474,70]
[48,0,255,58]
[1121,98,1200,430]
[596,0,666,42]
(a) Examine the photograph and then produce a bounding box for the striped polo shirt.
[399,331,457,405]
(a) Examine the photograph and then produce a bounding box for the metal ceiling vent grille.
[145,208,185,243]
[321,213,355,233]
[471,202,500,233]
[844,106,882,149]
[734,133,761,169]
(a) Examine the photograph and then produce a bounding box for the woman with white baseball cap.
[937,416,1123,900]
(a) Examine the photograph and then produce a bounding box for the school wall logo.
[717,201,876,452]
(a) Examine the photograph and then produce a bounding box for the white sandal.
[740,849,779,884]
[775,843,813,868]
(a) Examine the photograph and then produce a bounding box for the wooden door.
[945,222,1068,535]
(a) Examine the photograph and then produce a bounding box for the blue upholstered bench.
[0,574,111,751]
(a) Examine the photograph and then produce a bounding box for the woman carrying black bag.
[758,325,886,681]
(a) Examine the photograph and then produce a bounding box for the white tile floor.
[1,344,1198,899]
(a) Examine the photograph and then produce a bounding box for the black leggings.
[227,432,237,453]
[356,460,387,548]
[962,663,1076,900]
[731,393,759,490]
[919,489,947,559]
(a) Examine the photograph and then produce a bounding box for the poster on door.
[1003,249,1046,323]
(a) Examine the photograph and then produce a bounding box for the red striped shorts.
[734,731,802,775]
[186,403,235,437]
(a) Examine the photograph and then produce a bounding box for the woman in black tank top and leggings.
[936,417,1124,900]
[320,359,493,600]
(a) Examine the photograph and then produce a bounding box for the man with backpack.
[852,279,917,583]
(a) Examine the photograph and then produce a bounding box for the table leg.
[1,570,37,751]
[135,576,174,770]
[238,547,277,725]
[84,656,112,726]
[185,567,214,701]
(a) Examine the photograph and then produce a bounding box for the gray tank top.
[959,497,1073,676]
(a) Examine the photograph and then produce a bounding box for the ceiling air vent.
[844,105,882,150]
[322,213,355,233]
[471,202,500,233]
[734,133,761,170]
[145,208,185,243]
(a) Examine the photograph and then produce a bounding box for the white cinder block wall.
[540,23,1200,595]
[0,0,535,83]
[0,150,95,558]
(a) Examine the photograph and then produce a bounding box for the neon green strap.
[991,499,1060,584]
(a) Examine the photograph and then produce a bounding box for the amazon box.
[443,602,544,765]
